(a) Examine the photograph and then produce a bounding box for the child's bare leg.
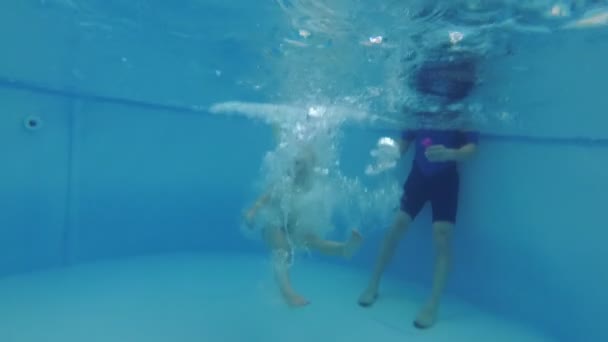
[359,210,411,306]
[263,227,309,307]
[301,229,363,258]
[414,221,453,329]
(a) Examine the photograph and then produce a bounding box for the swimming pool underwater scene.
[1,1,607,341]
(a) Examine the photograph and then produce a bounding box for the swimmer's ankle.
[282,291,310,307]
[358,285,379,307]
[414,302,439,329]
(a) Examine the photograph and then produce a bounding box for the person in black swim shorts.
[358,47,480,329]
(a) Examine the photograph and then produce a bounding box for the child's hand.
[244,209,257,228]
[424,145,456,162]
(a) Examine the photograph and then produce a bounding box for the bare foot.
[284,292,310,307]
[413,303,438,329]
[343,229,363,259]
[357,285,378,307]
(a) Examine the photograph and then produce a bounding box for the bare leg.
[301,229,363,258]
[359,210,412,306]
[263,227,309,307]
[414,221,453,329]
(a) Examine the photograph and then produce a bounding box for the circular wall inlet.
[24,115,43,131]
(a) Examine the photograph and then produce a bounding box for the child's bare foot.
[343,229,363,258]
[413,303,438,329]
[284,292,310,307]
[357,285,378,307]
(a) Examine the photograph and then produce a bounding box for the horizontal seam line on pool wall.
[1,76,607,147]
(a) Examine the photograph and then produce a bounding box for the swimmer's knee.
[263,227,289,248]
[271,248,293,270]
[433,222,453,236]
[393,211,412,233]
[433,222,453,248]
[271,247,291,260]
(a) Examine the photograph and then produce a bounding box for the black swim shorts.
[400,163,460,223]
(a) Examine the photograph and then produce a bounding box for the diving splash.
[209,99,400,306]
[209,99,400,216]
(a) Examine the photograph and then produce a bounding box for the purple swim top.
[402,129,479,176]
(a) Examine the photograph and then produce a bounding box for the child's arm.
[249,192,271,214]
[450,143,477,161]
[453,130,479,161]
[244,189,274,226]
[425,130,478,162]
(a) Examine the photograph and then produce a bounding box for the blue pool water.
[0,1,607,341]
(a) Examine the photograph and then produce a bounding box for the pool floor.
[0,253,552,342]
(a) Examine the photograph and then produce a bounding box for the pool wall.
[1,4,607,342]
